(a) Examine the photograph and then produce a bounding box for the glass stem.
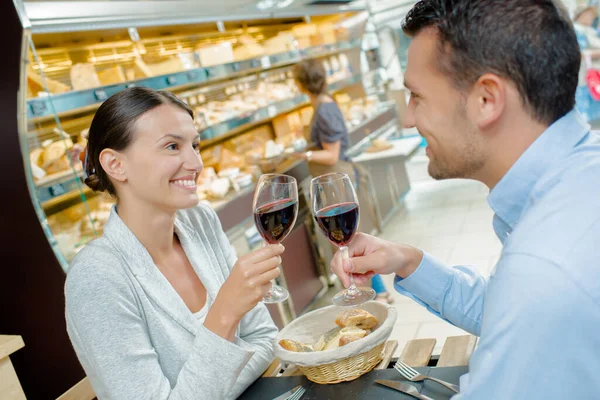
[341,246,360,296]
[262,241,277,296]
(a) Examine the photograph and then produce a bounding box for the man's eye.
[166,143,178,151]
[192,142,200,151]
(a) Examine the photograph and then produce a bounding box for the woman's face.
[119,104,203,212]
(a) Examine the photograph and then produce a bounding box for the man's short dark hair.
[403,0,581,125]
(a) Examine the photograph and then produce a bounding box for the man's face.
[403,28,486,181]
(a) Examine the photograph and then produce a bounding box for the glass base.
[332,287,376,307]
[262,284,289,304]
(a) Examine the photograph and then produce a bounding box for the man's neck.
[475,114,549,189]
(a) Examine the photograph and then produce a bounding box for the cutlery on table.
[376,380,434,400]
[395,360,460,394]
[271,384,306,400]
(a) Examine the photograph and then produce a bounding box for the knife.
[375,380,435,400]
[271,384,302,400]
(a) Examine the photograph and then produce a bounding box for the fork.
[394,360,460,394]
[287,386,306,400]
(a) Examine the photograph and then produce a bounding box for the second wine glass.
[253,174,298,303]
[310,172,376,307]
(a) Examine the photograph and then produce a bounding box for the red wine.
[254,198,298,244]
[315,202,359,247]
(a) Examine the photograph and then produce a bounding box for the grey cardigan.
[65,204,278,399]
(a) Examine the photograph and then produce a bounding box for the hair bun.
[84,173,105,192]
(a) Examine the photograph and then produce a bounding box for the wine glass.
[310,172,376,307]
[253,174,299,303]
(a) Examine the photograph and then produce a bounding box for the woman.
[293,58,349,169]
[293,59,392,303]
[65,87,282,399]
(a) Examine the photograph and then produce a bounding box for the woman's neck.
[309,93,321,108]
[116,197,177,262]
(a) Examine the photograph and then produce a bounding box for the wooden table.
[0,335,26,400]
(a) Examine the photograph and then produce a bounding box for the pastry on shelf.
[365,138,394,154]
[27,66,71,97]
[70,63,101,91]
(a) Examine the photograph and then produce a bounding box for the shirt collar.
[488,109,590,231]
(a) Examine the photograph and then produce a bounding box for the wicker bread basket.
[274,301,397,384]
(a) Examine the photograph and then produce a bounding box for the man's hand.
[330,233,424,288]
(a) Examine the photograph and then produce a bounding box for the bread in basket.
[274,301,397,384]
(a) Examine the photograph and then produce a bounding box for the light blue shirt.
[395,110,600,399]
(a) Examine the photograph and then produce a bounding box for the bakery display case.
[23,9,365,264]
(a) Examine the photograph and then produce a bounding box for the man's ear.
[469,73,506,130]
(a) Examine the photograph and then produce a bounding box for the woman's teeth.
[171,180,196,187]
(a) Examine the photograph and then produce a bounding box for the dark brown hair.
[84,87,193,195]
[402,0,580,125]
[293,59,327,95]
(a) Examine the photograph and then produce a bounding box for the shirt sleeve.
[451,253,600,400]
[394,252,487,336]
[314,103,347,144]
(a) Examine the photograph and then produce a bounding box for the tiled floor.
[381,150,501,356]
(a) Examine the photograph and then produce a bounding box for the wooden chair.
[399,335,478,368]
[0,335,26,400]
[56,377,95,400]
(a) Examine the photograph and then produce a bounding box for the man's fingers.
[348,271,375,287]
[330,250,351,288]
[343,254,383,275]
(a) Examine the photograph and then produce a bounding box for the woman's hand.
[206,244,284,340]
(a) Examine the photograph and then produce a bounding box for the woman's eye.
[166,143,178,151]
[192,142,200,151]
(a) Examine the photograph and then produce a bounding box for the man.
[331,1,600,398]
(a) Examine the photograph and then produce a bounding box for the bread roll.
[313,327,341,351]
[30,148,44,167]
[279,339,314,352]
[323,326,367,351]
[335,309,378,330]
[339,327,368,347]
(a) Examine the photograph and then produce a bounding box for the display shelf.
[199,73,362,142]
[35,169,85,204]
[30,73,362,207]
[27,39,361,121]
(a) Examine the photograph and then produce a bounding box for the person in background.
[331,1,600,398]
[372,274,394,304]
[292,58,350,170]
[65,87,281,399]
[572,5,600,122]
[293,59,393,302]
[574,5,600,47]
